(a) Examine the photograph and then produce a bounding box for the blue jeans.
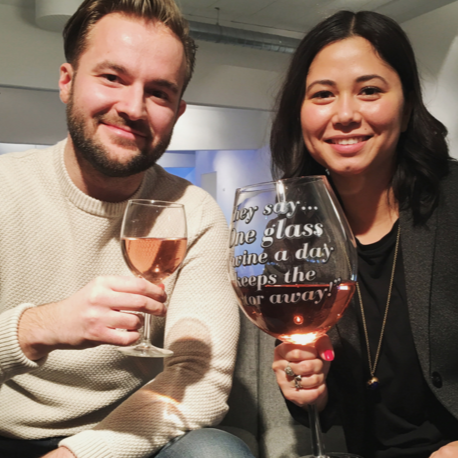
[0,429,255,458]
[154,429,255,458]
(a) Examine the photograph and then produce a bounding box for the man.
[0,1,254,457]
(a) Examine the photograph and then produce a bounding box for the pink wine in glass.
[122,237,187,284]
[235,281,356,345]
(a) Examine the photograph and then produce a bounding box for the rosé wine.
[122,237,187,284]
[235,282,355,345]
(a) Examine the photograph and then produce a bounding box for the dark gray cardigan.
[288,162,458,454]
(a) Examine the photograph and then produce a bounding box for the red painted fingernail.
[159,284,165,290]
[324,350,334,361]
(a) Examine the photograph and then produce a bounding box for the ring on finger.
[294,375,303,390]
[285,363,295,378]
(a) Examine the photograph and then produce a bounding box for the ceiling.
[178,0,458,36]
[1,0,457,37]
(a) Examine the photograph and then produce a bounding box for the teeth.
[333,137,365,145]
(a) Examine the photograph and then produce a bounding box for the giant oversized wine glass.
[228,177,360,458]
[119,199,187,358]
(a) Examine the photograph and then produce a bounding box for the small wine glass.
[119,199,187,358]
[228,177,360,458]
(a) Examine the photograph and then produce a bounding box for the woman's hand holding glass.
[273,335,334,412]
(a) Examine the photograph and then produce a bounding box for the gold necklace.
[356,224,401,391]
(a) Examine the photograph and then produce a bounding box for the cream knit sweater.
[0,140,239,458]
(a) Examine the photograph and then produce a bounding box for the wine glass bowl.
[228,177,359,458]
[119,199,187,358]
[238,281,356,346]
[229,177,357,346]
[121,237,187,284]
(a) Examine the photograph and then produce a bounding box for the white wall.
[195,147,272,223]
[184,40,289,111]
[0,5,64,90]
[0,3,290,111]
[169,105,272,151]
[402,0,458,158]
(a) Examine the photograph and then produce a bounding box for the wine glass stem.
[141,313,152,345]
[308,403,327,458]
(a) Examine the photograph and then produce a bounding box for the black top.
[356,221,458,457]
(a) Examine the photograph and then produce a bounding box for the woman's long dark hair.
[270,10,450,225]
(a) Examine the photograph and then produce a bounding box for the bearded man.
[0,1,253,458]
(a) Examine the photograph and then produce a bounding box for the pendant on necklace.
[367,376,380,390]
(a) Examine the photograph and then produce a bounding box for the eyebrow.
[356,74,388,84]
[93,61,126,74]
[93,61,180,95]
[306,74,388,92]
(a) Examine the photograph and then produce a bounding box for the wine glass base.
[301,454,363,458]
[117,344,173,358]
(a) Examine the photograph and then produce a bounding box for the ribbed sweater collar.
[54,139,156,218]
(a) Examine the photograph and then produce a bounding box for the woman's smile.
[325,135,372,154]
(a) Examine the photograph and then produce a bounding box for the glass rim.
[235,175,327,194]
[127,199,184,209]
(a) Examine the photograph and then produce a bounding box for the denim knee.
[154,428,255,458]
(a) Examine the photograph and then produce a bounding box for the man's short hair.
[63,0,197,91]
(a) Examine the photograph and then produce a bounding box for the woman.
[270,10,458,458]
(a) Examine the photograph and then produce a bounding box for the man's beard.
[66,97,172,178]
